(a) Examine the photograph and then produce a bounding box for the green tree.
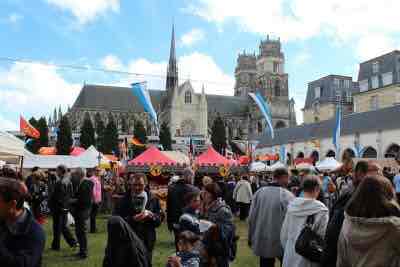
[80,113,96,149]
[95,114,106,153]
[134,120,147,144]
[120,116,128,133]
[211,116,226,154]
[25,117,40,154]
[104,117,119,155]
[159,122,172,150]
[56,115,73,155]
[37,117,49,148]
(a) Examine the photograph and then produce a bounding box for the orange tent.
[38,147,56,155]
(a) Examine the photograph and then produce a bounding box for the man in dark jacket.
[166,168,199,231]
[0,177,45,267]
[49,165,77,251]
[113,173,161,267]
[321,161,369,267]
[70,168,93,259]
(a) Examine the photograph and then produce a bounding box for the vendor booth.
[194,146,245,177]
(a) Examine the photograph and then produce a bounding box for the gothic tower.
[166,24,178,99]
[256,36,289,101]
[234,51,257,97]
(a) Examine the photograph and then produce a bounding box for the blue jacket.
[0,209,46,267]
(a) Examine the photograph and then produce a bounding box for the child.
[167,231,200,267]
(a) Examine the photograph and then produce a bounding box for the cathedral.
[67,26,297,143]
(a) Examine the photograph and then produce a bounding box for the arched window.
[311,151,319,163]
[185,91,192,104]
[275,121,286,129]
[326,150,336,158]
[257,121,263,133]
[362,147,377,158]
[385,144,400,158]
[297,152,305,158]
[274,79,281,96]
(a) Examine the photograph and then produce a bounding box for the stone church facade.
[66,27,297,142]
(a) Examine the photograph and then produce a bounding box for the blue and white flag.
[131,82,159,134]
[248,91,274,139]
[333,104,342,154]
[355,143,363,158]
[280,145,286,164]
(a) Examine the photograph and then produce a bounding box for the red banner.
[294,158,314,165]
[20,116,40,139]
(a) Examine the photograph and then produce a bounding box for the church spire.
[166,24,178,95]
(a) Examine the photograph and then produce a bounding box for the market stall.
[316,157,342,172]
[194,146,245,177]
[249,161,271,172]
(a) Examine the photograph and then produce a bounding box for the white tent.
[23,145,101,169]
[270,161,286,171]
[296,162,316,171]
[249,161,271,172]
[0,131,25,157]
[316,157,342,171]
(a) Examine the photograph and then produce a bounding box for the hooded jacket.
[337,213,400,267]
[280,198,329,267]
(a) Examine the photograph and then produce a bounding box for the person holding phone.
[113,173,161,267]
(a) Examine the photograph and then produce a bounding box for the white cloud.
[0,115,18,131]
[355,34,397,61]
[180,28,205,47]
[187,0,400,58]
[0,62,80,124]
[100,52,234,95]
[45,0,120,24]
[8,13,23,24]
[293,51,311,65]
[100,54,123,71]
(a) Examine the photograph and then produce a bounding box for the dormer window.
[314,87,321,99]
[185,91,192,104]
[372,61,379,74]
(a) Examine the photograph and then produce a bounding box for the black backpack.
[295,214,324,262]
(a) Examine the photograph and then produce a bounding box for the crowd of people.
[0,159,400,267]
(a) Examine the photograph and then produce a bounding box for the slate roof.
[206,94,249,115]
[256,104,400,148]
[304,75,359,109]
[358,50,400,81]
[72,84,165,112]
[72,84,250,116]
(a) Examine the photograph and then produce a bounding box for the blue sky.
[1,0,400,130]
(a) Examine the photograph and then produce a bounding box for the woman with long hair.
[337,176,400,267]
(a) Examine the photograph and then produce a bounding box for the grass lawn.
[42,215,260,267]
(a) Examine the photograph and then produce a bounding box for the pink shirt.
[89,175,102,204]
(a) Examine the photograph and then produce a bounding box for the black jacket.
[321,190,353,267]
[71,179,94,217]
[166,180,199,230]
[103,216,149,267]
[0,209,46,267]
[49,177,74,213]
[113,191,162,252]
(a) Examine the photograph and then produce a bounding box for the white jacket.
[233,180,252,204]
[280,197,329,267]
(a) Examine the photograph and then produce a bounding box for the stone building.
[255,105,400,162]
[303,75,358,124]
[66,27,296,144]
[353,50,400,113]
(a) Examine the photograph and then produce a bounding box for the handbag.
[295,214,324,262]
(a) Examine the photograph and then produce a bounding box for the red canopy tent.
[70,147,85,156]
[195,146,236,166]
[128,146,177,165]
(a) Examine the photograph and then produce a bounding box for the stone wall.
[353,84,400,113]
